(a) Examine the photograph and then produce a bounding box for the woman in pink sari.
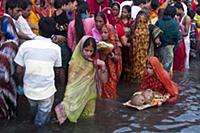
[92,12,107,41]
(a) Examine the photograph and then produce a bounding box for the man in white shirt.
[14,17,63,127]
[15,0,36,40]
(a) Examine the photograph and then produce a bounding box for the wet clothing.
[0,41,18,119]
[100,24,122,99]
[173,20,186,72]
[140,57,179,103]
[55,36,97,123]
[148,24,163,57]
[155,16,181,74]
[126,13,149,83]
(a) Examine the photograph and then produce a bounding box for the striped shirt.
[14,36,62,100]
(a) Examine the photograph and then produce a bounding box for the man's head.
[174,2,184,16]
[164,6,177,18]
[133,0,146,8]
[54,0,64,10]
[63,0,77,11]
[39,17,56,38]
[5,0,22,20]
[20,0,32,18]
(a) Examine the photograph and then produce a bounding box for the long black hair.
[75,2,90,44]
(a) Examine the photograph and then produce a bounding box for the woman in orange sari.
[99,24,122,99]
[140,57,179,103]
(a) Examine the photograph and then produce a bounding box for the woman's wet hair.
[82,37,97,57]
[95,12,107,24]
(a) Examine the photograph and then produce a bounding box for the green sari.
[55,36,97,123]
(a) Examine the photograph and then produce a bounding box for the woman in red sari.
[173,19,186,72]
[99,24,122,99]
[140,57,179,103]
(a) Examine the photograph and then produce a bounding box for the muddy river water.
[1,59,200,133]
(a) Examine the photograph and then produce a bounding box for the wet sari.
[173,22,186,72]
[0,40,18,119]
[126,13,149,83]
[140,57,179,103]
[100,24,122,99]
[55,36,97,124]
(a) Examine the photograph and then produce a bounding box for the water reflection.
[1,59,200,133]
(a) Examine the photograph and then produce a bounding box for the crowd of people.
[0,0,199,127]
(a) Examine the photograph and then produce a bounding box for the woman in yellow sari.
[27,0,40,35]
[126,11,149,83]
[55,36,107,124]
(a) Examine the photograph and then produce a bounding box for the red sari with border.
[173,23,186,72]
[140,57,179,103]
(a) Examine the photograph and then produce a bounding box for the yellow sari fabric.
[27,0,40,35]
[63,36,97,123]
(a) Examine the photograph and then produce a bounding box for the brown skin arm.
[16,64,25,86]
[17,31,32,40]
[54,67,65,91]
[51,35,67,45]
[182,16,191,37]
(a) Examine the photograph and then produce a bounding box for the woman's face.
[95,15,105,30]
[112,5,120,17]
[121,7,129,18]
[146,63,154,76]
[101,26,109,41]
[82,43,94,59]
